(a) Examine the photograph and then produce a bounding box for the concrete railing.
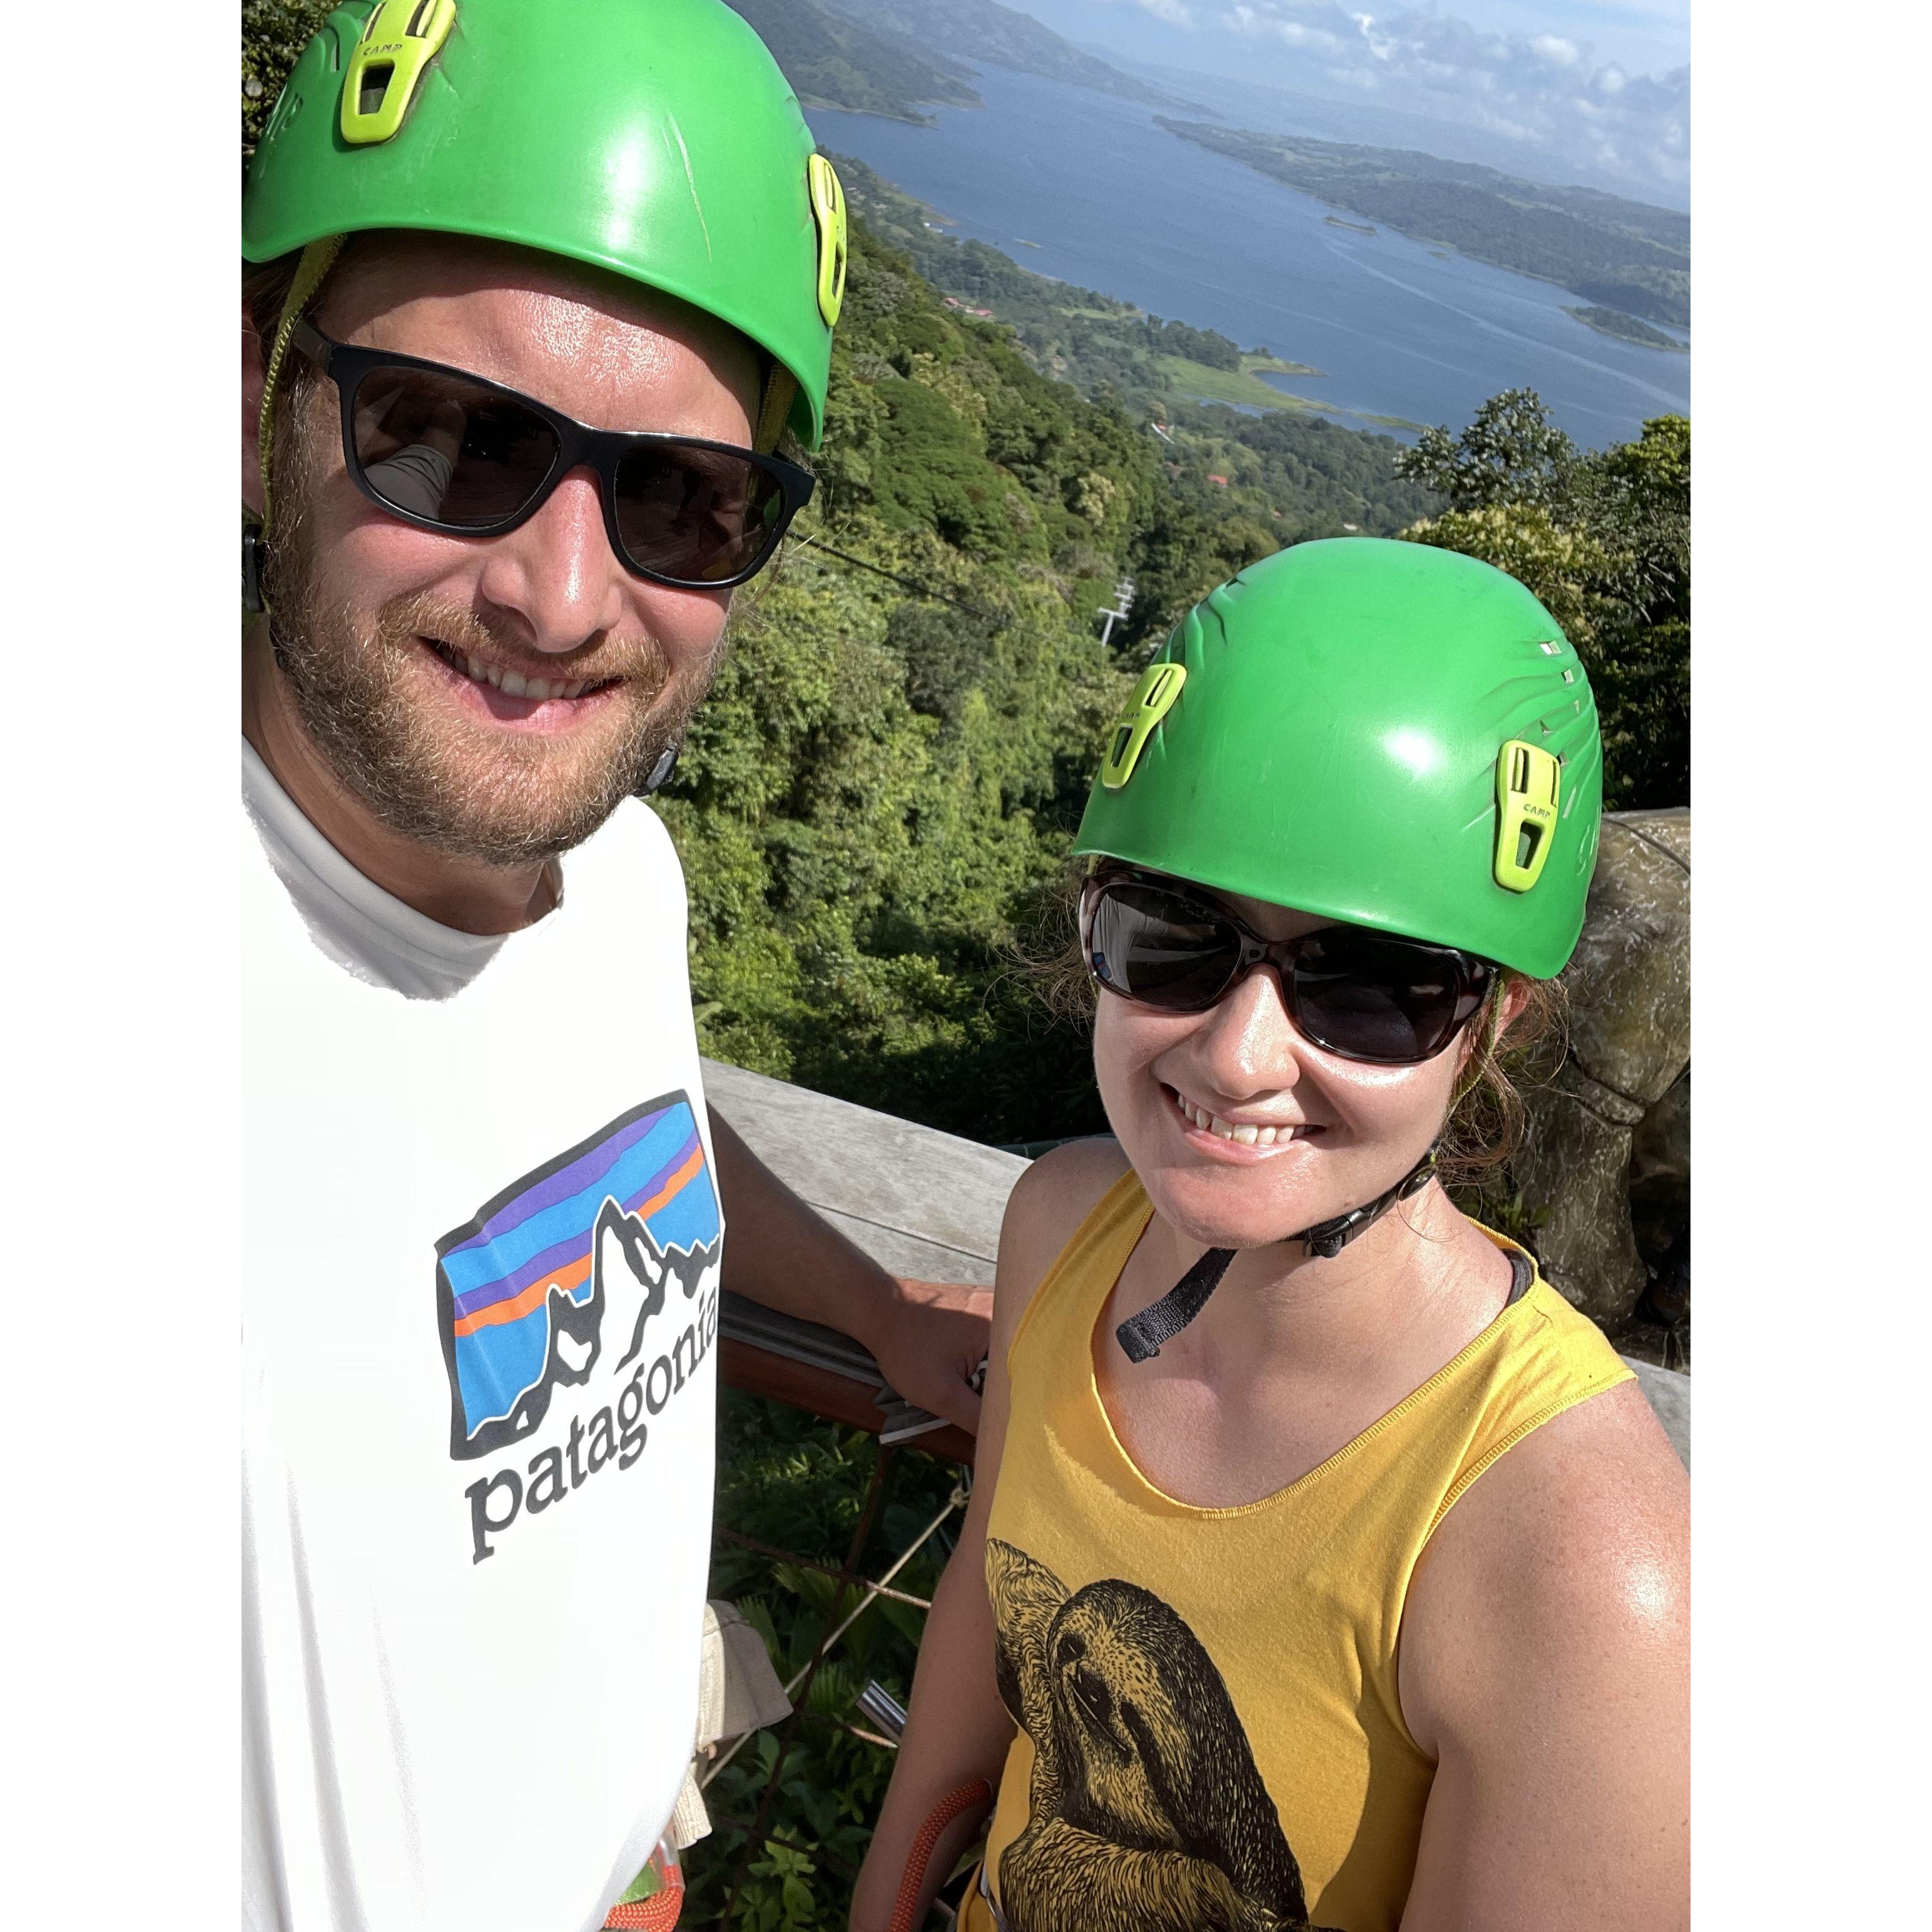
[707,1058,1689,1468]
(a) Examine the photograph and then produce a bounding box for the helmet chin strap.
[1114,1144,1440,1365]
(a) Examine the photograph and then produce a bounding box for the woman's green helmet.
[1074,539,1603,980]
[242,0,845,448]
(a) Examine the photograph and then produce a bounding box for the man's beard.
[262,405,719,868]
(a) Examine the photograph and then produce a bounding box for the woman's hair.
[1025,860,1567,1187]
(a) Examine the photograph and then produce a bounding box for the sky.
[1018,0,1691,201]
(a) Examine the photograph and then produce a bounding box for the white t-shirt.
[242,745,721,1932]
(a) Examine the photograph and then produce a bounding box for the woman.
[850,539,1688,1932]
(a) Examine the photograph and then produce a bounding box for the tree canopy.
[1398,392,1690,810]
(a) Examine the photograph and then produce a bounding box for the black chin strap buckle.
[242,526,269,614]
[1299,1146,1438,1260]
[1114,1144,1440,1365]
[636,743,681,796]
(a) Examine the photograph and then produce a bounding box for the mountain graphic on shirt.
[434,1092,722,1461]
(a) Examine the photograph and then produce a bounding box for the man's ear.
[243,295,269,519]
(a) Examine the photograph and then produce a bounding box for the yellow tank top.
[960,1171,1632,1932]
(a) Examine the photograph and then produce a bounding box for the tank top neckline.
[1073,1172,1550,1520]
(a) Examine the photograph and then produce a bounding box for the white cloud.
[1184,2,1687,193]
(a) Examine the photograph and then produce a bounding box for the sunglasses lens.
[1085,881,1241,1012]
[613,444,790,586]
[350,367,558,527]
[1289,930,1473,1064]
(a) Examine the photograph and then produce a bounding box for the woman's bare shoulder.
[1401,1378,1689,1752]
[990,1136,1131,1343]
[1396,1383,1689,1923]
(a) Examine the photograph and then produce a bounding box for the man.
[240,6,989,1928]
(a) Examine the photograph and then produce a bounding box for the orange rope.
[603,1844,684,1930]
[888,1779,995,1932]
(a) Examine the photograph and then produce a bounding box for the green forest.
[242,10,1689,1923]
[1158,119,1691,332]
[719,0,1196,125]
[655,183,1687,1149]
[819,0,1189,109]
[724,0,980,122]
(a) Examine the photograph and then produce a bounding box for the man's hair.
[243,246,308,354]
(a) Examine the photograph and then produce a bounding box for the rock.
[1516,809,1689,1328]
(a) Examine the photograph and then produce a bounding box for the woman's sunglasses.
[288,320,815,591]
[1079,872,1495,1067]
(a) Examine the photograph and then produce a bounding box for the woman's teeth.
[1177,1094,1294,1146]
[449,646,591,702]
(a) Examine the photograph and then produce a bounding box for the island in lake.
[1154,119,1689,332]
[1565,305,1688,352]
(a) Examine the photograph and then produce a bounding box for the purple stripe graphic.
[446,1106,671,1257]
[447,1133,703,1318]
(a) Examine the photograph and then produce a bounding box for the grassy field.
[1158,351,1325,412]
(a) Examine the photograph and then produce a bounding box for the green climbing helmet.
[1074,538,1603,980]
[242,0,846,448]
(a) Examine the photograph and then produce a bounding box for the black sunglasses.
[288,320,815,591]
[1079,872,1495,1067]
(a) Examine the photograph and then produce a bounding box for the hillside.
[825,0,1198,111]
[242,4,1679,1154]
[1157,119,1690,331]
[832,151,1435,462]
[723,0,979,121]
[242,16,1687,1928]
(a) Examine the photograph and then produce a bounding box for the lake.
[806,67,1690,449]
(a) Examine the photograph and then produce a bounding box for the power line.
[786,532,995,621]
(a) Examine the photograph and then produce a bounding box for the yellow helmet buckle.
[806,155,848,328]
[1101,663,1188,790]
[1494,739,1562,892]
[340,0,457,147]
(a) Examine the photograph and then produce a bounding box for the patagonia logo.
[435,1092,723,1563]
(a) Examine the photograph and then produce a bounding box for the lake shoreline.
[806,66,1690,446]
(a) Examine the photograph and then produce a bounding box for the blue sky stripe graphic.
[443,1104,673,1259]
[439,1116,699,1300]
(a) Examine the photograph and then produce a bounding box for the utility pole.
[1097,576,1135,649]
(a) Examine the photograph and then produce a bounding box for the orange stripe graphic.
[452,1251,592,1337]
[631,1144,706,1226]
[450,1144,707,1338]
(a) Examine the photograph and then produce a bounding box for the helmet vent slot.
[359,65,394,116]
